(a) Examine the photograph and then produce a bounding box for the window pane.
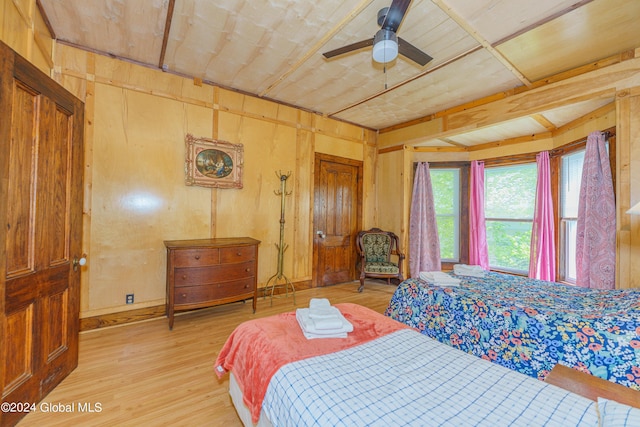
[437,216,456,260]
[561,150,585,218]
[563,219,578,282]
[484,163,536,273]
[431,169,460,261]
[486,220,532,272]
[485,163,537,219]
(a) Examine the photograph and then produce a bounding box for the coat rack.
[264,171,295,305]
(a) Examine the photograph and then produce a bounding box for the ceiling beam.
[158,0,176,70]
[531,114,557,131]
[551,101,616,137]
[380,50,635,135]
[491,0,596,46]
[379,54,640,147]
[329,45,481,117]
[410,101,614,153]
[260,0,375,97]
[432,0,531,87]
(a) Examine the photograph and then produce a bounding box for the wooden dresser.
[164,237,260,329]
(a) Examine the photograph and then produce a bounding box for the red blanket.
[214,303,409,423]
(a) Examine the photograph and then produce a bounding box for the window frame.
[412,162,469,270]
[482,160,538,275]
[411,128,615,280]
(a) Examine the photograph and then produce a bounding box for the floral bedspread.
[384,272,640,389]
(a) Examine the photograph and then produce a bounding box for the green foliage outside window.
[485,163,537,272]
[431,169,459,261]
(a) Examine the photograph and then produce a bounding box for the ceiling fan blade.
[381,0,411,32]
[398,37,432,66]
[322,38,374,59]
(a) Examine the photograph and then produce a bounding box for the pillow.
[598,397,640,427]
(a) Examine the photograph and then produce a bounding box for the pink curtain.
[469,160,489,269]
[529,151,556,281]
[409,162,441,277]
[576,131,615,289]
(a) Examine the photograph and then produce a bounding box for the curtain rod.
[549,128,614,156]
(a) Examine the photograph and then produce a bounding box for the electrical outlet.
[126,294,134,304]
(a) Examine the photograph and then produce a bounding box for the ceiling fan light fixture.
[372,29,398,63]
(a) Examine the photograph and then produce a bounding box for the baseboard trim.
[80,305,166,331]
[80,279,317,331]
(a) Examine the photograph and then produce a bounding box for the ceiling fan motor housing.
[377,7,390,27]
[372,28,398,63]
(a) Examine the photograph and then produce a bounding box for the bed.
[384,271,640,389]
[215,303,640,427]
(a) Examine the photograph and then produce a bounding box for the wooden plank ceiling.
[38,0,640,147]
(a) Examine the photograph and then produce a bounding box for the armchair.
[356,228,405,292]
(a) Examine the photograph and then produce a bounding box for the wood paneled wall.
[3,0,639,325]
[1,0,377,319]
[51,44,376,318]
[0,0,53,74]
[616,88,640,288]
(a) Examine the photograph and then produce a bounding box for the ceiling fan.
[322,0,432,66]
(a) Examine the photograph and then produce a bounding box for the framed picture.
[185,134,244,189]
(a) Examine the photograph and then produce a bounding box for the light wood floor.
[19,280,397,426]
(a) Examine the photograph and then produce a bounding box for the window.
[484,163,537,273]
[414,162,468,267]
[431,168,460,261]
[559,149,584,283]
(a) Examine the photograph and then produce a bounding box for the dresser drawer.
[174,278,255,305]
[173,248,220,267]
[220,245,255,263]
[174,261,255,287]
[164,237,260,329]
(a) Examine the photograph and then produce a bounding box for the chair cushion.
[362,233,392,263]
[364,262,399,274]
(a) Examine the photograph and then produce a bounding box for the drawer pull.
[182,275,187,279]
[194,255,200,260]
[181,293,186,298]
[246,268,251,272]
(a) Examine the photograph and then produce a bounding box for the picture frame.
[185,134,244,189]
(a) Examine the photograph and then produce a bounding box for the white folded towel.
[419,271,461,286]
[453,264,486,277]
[309,298,331,310]
[296,307,353,339]
[310,313,344,330]
[309,306,342,320]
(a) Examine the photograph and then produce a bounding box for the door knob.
[316,230,326,239]
[73,255,87,272]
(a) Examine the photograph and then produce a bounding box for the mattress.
[217,303,604,426]
[385,272,640,387]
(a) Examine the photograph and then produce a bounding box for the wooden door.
[0,42,84,427]
[313,154,362,287]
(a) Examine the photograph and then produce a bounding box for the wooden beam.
[380,50,637,136]
[260,0,375,97]
[531,114,556,131]
[400,101,616,153]
[432,0,531,86]
[551,101,616,136]
[380,55,640,147]
[468,131,553,152]
[158,0,175,70]
[330,45,482,118]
